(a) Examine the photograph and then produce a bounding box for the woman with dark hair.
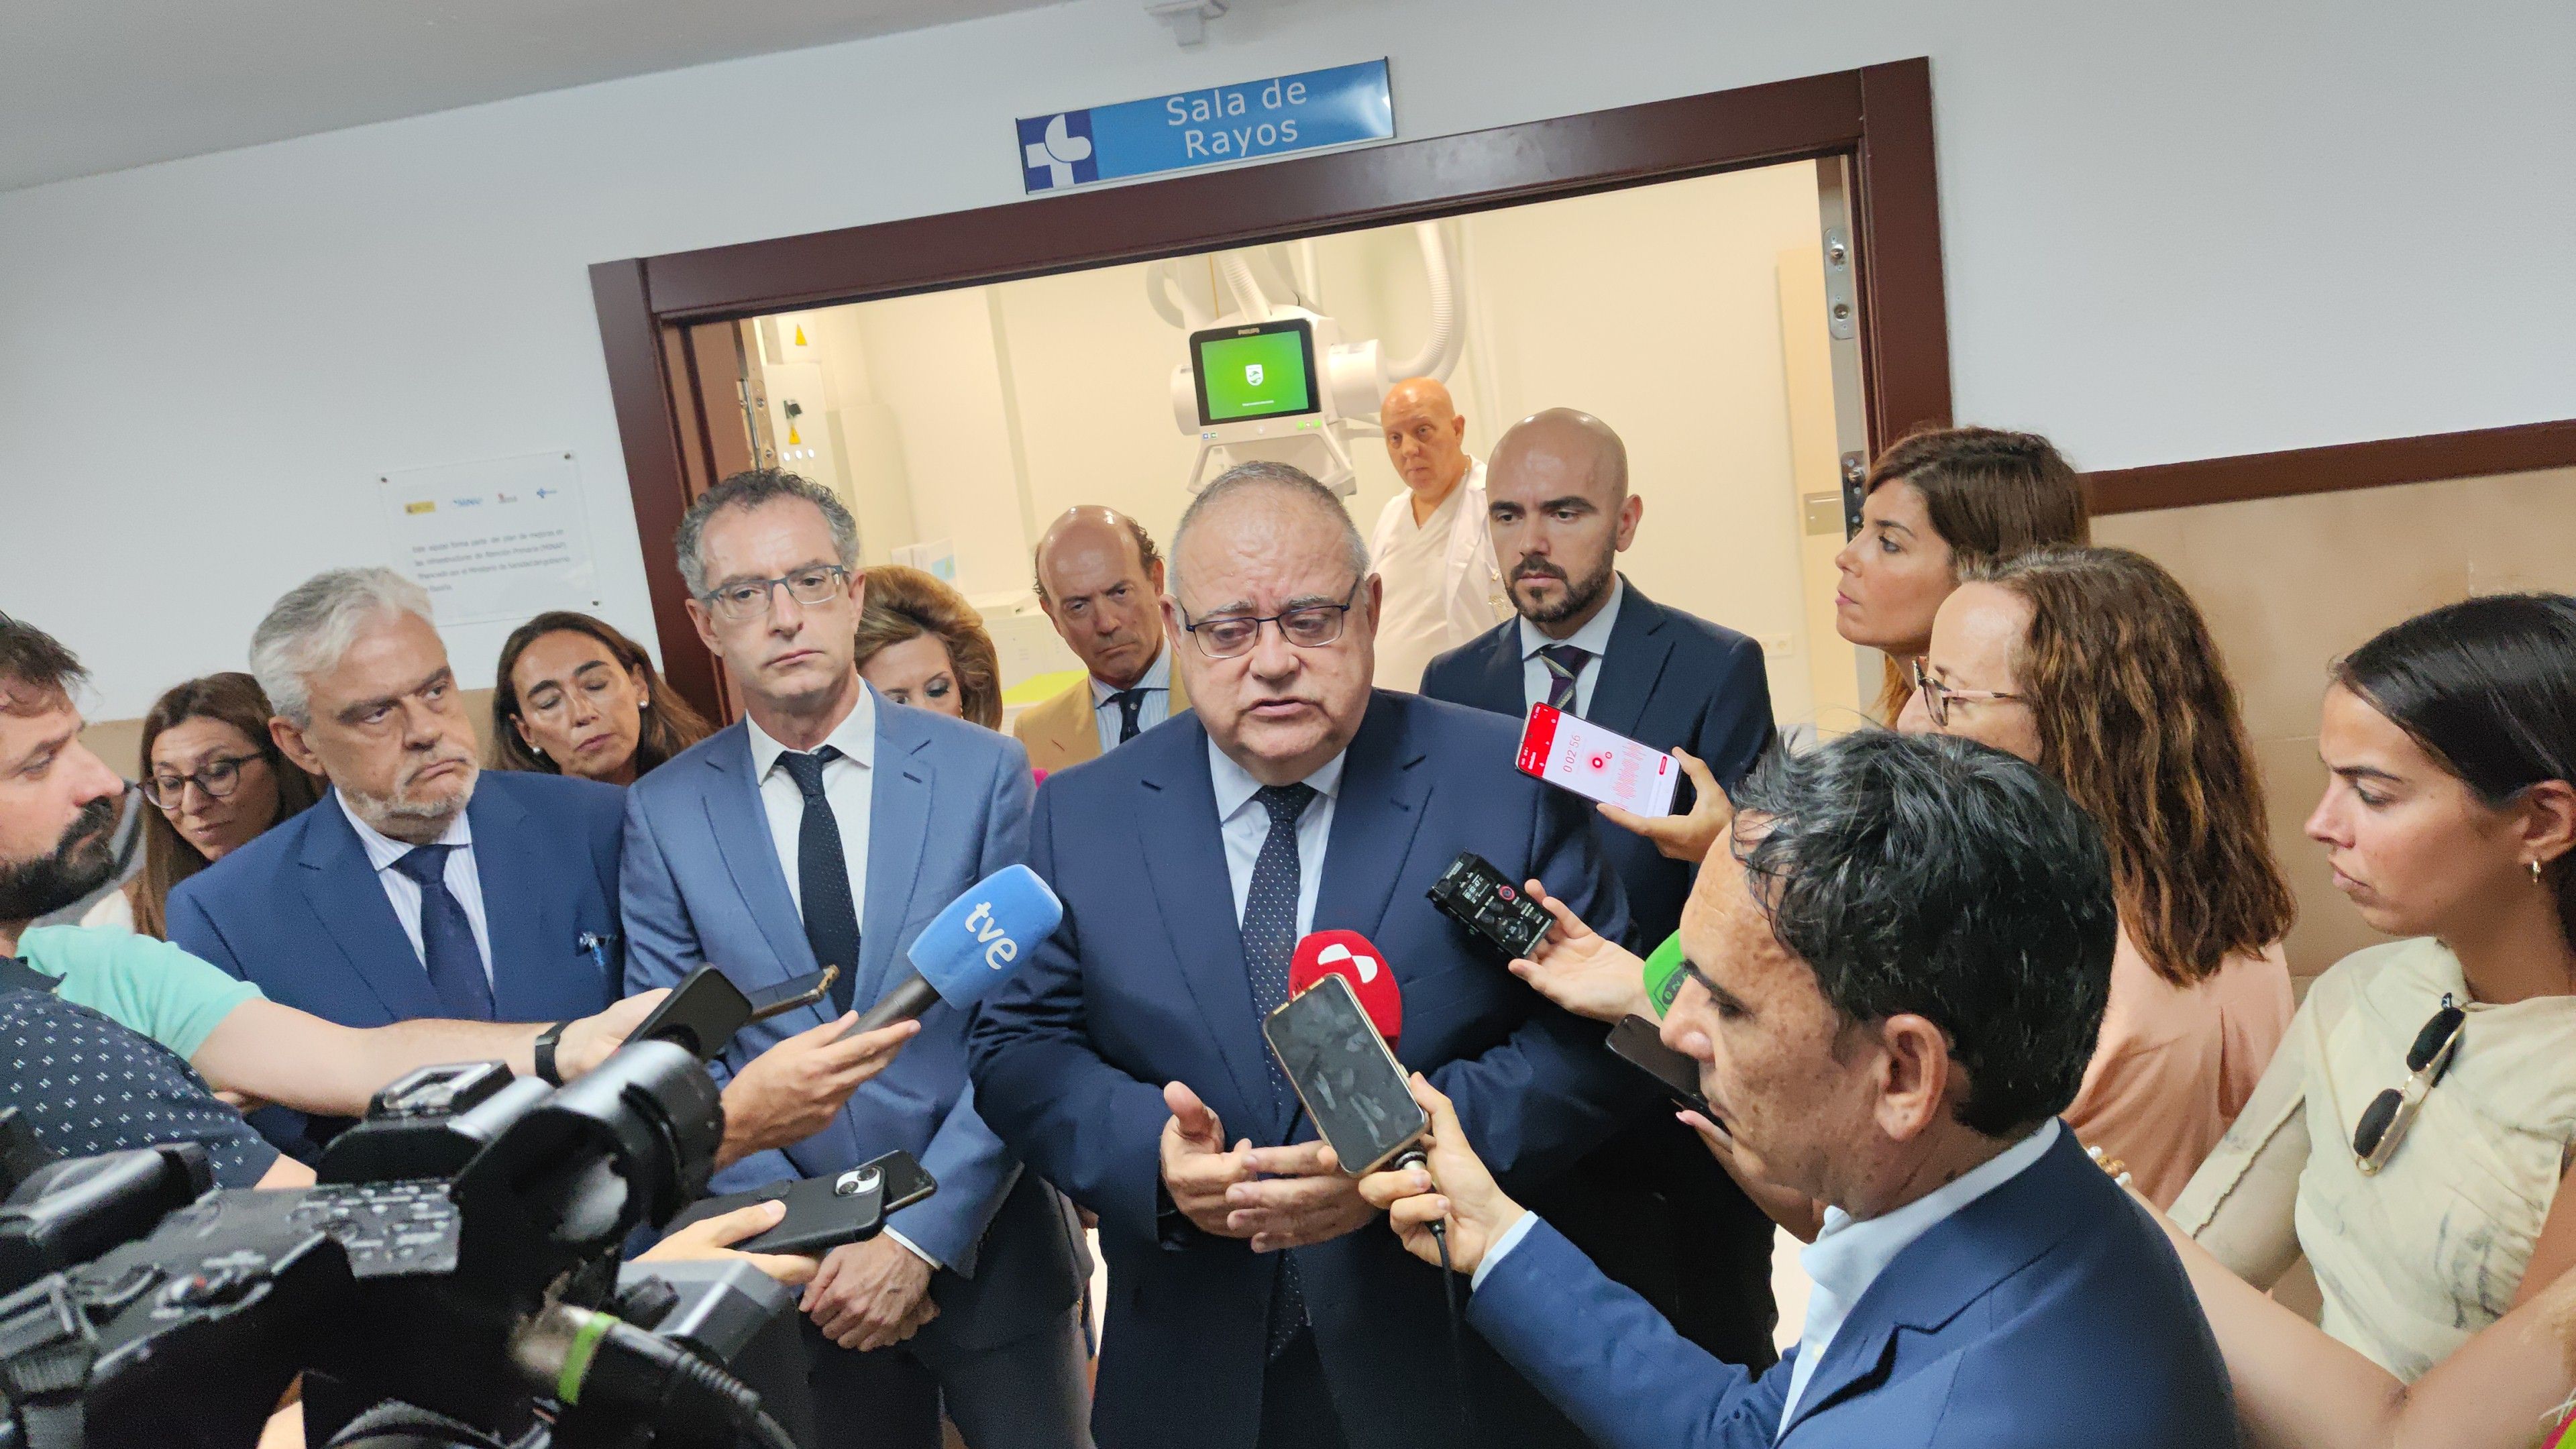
[853,565,1004,729]
[2174,592,2576,1383]
[492,611,712,785]
[1833,425,2092,722]
[121,673,323,938]
[1908,545,2296,1205]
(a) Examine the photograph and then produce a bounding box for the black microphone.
[849,866,1063,1032]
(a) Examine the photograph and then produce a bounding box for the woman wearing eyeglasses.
[1900,545,2297,1208]
[116,673,323,937]
[2172,591,2576,1386]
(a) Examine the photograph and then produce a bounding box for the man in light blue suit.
[1360,731,2239,1449]
[621,470,1087,1449]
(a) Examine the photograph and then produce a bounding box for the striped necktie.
[1540,644,1591,713]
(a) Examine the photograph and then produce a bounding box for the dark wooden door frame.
[594,58,1952,718]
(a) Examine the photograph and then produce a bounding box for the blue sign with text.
[1017,59,1394,194]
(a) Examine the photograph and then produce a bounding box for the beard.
[343,755,479,842]
[0,796,123,923]
[1510,551,1617,628]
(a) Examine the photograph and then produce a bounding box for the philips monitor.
[1191,319,1322,427]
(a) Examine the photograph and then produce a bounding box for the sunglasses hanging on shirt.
[2351,993,2467,1175]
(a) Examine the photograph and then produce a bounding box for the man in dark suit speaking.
[969,462,1643,1449]
[1421,408,1778,1365]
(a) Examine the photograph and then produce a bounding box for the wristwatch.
[533,1019,574,1086]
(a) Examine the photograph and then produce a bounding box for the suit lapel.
[1132,716,1273,1130]
[1583,578,1672,738]
[1315,694,1434,949]
[468,779,568,1019]
[296,793,444,1021]
[1781,1130,2092,1436]
[862,701,934,1008]
[700,724,818,985]
[1456,623,1526,718]
[1040,686,1100,770]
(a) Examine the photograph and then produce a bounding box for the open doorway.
[594,60,1951,720]
[726,158,1874,731]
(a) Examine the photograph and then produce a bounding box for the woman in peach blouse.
[1907,544,2298,1205]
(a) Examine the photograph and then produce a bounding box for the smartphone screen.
[1517,703,1680,817]
[1263,975,1430,1175]
[629,964,754,1062]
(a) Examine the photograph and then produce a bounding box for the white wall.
[3,0,2568,716]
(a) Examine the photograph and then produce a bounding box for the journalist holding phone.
[1359,731,2235,1449]
[620,470,1090,1449]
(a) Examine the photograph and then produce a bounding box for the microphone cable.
[1391,1146,1479,1445]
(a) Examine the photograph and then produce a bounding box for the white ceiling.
[0,0,1065,193]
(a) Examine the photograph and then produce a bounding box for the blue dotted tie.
[390,845,495,1020]
[776,747,861,1016]
[1540,644,1591,714]
[1244,781,1316,1356]
[1108,689,1148,745]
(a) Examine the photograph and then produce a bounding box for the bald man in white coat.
[1367,378,1506,691]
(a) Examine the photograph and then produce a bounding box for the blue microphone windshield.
[905,864,1064,1008]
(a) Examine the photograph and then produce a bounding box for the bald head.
[1489,408,1628,502]
[1381,376,1470,500]
[1485,408,1643,636]
[1032,506,1167,689]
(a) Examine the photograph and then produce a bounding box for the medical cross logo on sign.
[1018,111,1098,191]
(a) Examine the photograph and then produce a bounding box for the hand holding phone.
[1263,975,1430,1176]
[1517,704,1680,817]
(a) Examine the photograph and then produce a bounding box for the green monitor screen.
[1193,321,1320,425]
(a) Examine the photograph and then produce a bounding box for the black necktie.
[775,747,861,1016]
[1108,688,1147,745]
[1540,643,1592,714]
[1243,781,1317,1356]
[390,845,495,1020]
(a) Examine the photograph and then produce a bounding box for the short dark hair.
[2334,592,2576,950]
[674,469,859,596]
[1728,731,2116,1138]
[0,614,87,716]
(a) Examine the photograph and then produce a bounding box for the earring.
[2534,859,2547,885]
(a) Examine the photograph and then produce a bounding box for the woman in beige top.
[2175,592,2576,1386]
[1904,545,2297,1206]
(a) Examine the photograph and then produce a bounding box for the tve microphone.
[851,865,1063,1032]
[1289,930,1401,1047]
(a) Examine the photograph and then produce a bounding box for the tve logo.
[960,898,1021,971]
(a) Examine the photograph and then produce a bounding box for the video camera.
[0,1028,903,1449]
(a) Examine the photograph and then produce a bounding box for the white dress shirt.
[340,793,494,985]
[1777,1118,2061,1428]
[1090,645,1175,756]
[1517,576,1627,718]
[751,689,940,1266]
[745,688,876,924]
[1207,737,1346,936]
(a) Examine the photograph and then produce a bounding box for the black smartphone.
[1263,974,1430,1175]
[663,1150,938,1257]
[628,965,755,1062]
[1606,1014,1709,1115]
[745,965,839,1023]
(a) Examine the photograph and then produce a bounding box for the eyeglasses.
[697,566,853,623]
[2351,993,2466,1175]
[141,754,266,809]
[1911,657,2026,729]
[1180,580,1360,659]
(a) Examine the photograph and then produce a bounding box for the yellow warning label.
[787,424,801,445]
[405,500,436,515]
[792,325,808,347]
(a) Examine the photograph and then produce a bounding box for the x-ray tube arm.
[1218,252,1272,323]
[1376,222,1460,385]
[1146,260,1214,331]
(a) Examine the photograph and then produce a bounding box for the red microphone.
[1289,929,1401,1048]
